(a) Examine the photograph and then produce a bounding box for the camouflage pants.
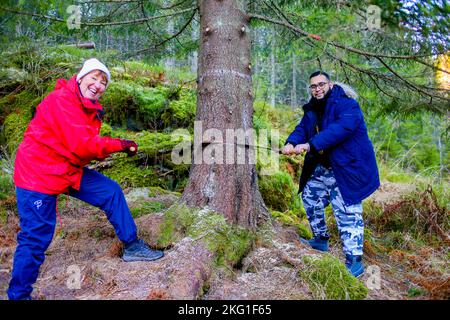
[301,165,364,256]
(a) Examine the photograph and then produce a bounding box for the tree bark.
[189,17,199,74]
[181,0,268,229]
[69,42,96,49]
[270,31,276,107]
[165,1,175,70]
[291,51,297,109]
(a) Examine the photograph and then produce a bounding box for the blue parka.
[286,85,380,205]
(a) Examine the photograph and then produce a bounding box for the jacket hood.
[54,75,103,111]
[333,82,358,99]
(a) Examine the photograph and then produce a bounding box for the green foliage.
[407,287,427,298]
[369,114,449,177]
[253,101,299,137]
[364,185,449,245]
[383,170,414,183]
[157,204,255,267]
[0,149,15,221]
[0,171,14,201]
[299,254,368,300]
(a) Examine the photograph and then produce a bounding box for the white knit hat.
[76,58,111,85]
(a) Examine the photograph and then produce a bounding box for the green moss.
[102,157,161,188]
[2,110,32,155]
[157,204,194,247]
[161,88,196,129]
[45,45,116,66]
[299,254,368,300]
[96,129,190,191]
[115,61,166,87]
[157,204,255,267]
[101,81,170,130]
[100,122,113,137]
[130,201,167,218]
[133,130,186,156]
[271,210,312,239]
[147,186,181,197]
[254,219,277,247]
[258,171,298,212]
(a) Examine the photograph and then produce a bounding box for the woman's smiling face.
[77,70,108,100]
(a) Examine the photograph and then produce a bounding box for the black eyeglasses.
[309,82,328,90]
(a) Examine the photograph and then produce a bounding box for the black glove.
[120,139,138,157]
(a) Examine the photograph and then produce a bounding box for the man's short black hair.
[309,71,330,80]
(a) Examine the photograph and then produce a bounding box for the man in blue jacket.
[282,71,380,277]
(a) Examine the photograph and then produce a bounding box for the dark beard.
[311,88,332,105]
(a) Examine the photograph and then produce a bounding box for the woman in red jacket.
[8,58,163,300]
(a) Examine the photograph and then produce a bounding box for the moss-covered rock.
[161,88,196,129]
[299,254,368,300]
[258,171,298,212]
[96,129,191,191]
[133,130,186,155]
[101,81,169,130]
[271,210,311,239]
[111,61,166,87]
[157,204,255,267]
[101,157,162,188]
[2,110,33,155]
[130,201,167,218]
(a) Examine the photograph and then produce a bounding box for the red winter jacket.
[14,75,123,195]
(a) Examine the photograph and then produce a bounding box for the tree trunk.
[69,42,96,49]
[189,16,199,74]
[291,52,297,109]
[165,0,175,70]
[181,0,268,229]
[270,31,276,107]
[431,115,444,180]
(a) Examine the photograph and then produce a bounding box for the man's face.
[310,74,333,100]
[78,70,108,100]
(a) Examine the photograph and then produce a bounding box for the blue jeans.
[8,168,137,300]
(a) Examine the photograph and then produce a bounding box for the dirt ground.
[0,183,447,300]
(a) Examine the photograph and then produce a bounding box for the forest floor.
[0,181,447,300]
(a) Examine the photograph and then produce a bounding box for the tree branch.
[0,6,197,27]
[248,12,449,104]
[249,12,449,74]
[76,0,191,11]
[132,8,197,56]
[375,56,441,99]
